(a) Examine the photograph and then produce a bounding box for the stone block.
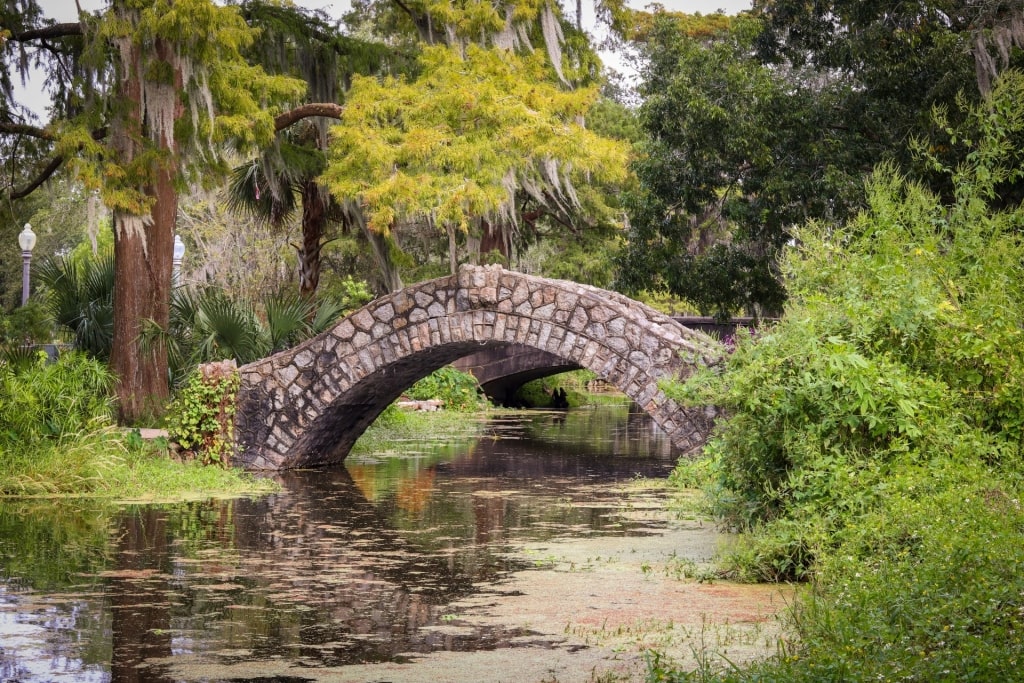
[373,302,395,321]
[351,309,374,331]
[569,307,589,331]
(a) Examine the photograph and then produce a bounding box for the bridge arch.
[234,265,722,470]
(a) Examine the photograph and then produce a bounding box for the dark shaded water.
[0,405,680,682]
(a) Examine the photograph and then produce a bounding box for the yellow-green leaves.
[323,44,629,234]
[84,0,305,216]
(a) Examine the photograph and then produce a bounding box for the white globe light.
[18,223,36,252]
[173,234,186,260]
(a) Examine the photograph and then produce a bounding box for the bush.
[667,74,1024,577]
[166,362,240,466]
[0,301,53,345]
[653,72,1024,680]
[406,366,488,411]
[0,352,114,452]
[703,468,1024,682]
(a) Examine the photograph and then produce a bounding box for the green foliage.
[313,275,374,321]
[514,370,599,408]
[75,0,307,216]
[0,301,52,345]
[406,366,488,411]
[322,43,629,237]
[586,96,642,143]
[677,472,1024,682]
[166,284,363,381]
[166,368,240,466]
[614,16,805,316]
[0,352,114,453]
[36,250,115,360]
[653,71,1024,681]
[524,227,622,289]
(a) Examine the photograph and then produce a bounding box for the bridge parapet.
[235,265,723,470]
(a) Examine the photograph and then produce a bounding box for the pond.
[0,404,788,682]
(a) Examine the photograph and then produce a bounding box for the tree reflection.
[109,509,173,683]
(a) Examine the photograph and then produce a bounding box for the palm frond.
[194,292,268,365]
[309,297,348,335]
[263,290,314,353]
[36,254,114,360]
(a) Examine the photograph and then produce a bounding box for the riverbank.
[0,426,277,501]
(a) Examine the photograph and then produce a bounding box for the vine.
[167,361,240,467]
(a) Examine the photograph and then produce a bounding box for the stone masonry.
[234,264,724,470]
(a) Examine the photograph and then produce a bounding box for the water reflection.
[0,404,679,681]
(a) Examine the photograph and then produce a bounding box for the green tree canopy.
[1,0,319,421]
[616,14,867,317]
[322,43,629,275]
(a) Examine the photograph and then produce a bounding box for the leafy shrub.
[650,69,1024,683]
[406,366,488,411]
[166,363,240,466]
[0,352,114,451]
[0,301,53,345]
[696,467,1024,683]
[669,74,1024,572]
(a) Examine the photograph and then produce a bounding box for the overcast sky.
[19,0,752,115]
[37,0,752,22]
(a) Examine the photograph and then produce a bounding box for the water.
[0,405,776,682]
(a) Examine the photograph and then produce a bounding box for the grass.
[0,427,276,501]
[350,404,487,455]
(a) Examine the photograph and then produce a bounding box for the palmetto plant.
[39,247,355,385]
[36,253,115,360]
[160,286,352,385]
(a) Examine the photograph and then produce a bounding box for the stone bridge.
[234,265,723,470]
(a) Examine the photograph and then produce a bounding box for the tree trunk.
[298,179,326,299]
[360,222,404,293]
[109,32,178,424]
[111,203,173,423]
[447,223,458,275]
[478,218,510,263]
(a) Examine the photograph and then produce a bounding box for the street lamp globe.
[19,223,36,306]
[18,223,36,253]
[172,234,186,285]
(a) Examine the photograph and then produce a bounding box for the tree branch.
[9,155,65,200]
[0,123,107,141]
[274,102,344,131]
[12,22,84,42]
[0,122,54,140]
[3,126,106,200]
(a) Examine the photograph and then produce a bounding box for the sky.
[18,0,753,115]
[35,0,752,22]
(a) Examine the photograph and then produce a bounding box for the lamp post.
[18,223,36,306]
[172,234,185,286]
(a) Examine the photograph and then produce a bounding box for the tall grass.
[0,353,273,499]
